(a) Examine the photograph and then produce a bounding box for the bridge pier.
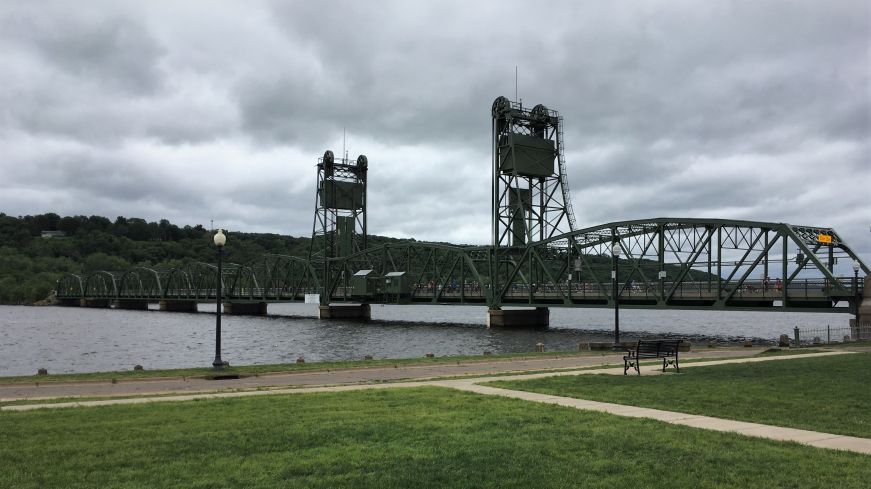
[159,300,198,312]
[224,302,268,315]
[318,303,371,320]
[57,298,81,307]
[115,299,149,310]
[80,299,111,308]
[486,307,549,328]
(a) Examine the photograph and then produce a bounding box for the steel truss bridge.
[56,96,868,321]
[58,218,867,313]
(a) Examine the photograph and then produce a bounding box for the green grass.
[489,352,871,438]
[1,387,869,489]
[0,350,602,385]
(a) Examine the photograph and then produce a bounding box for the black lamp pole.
[613,243,621,350]
[213,229,226,369]
[854,263,860,330]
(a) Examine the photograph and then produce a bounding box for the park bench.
[623,339,683,375]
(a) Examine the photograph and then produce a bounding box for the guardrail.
[793,324,871,345]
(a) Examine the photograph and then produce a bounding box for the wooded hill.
[0,213,305,304]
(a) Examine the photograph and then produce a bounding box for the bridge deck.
[65,278,861,313]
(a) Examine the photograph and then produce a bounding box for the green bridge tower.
[488,96,577,326]
[309,150,371,318]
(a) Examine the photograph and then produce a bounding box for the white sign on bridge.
[304,294,320,304]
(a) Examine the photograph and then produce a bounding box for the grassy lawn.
[1,387,868,489]
[489,352,871,438]
[0,350,608,385]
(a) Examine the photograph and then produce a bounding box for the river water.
[0,303,851,376]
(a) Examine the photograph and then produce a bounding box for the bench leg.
[661,357,680,373]
[624,359,640,375]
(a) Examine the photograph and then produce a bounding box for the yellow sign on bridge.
[818,234,833,244]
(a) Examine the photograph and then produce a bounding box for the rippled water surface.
[0,304,851,376]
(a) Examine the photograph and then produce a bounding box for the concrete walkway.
[0,348,757,402]
[4,350,869,456]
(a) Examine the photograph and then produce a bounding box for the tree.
[126,218,151,241]
[86,215,112,231]
[32,213,61,233]
[57,216,82,235]
[83,252,130,272]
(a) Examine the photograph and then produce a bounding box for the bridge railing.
[396,278,864,303]
[56,273,864,306]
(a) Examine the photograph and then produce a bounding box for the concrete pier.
[115,299,149,310]
[486,307,549,328]
[318,303,371,320]
[80,299,111,308]
[224,302,268,315]
[159,300,198,312]
[57,298,80,307]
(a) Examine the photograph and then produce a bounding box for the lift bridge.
[56,97,869,328]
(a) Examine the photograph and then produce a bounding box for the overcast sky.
[1,1,869,256]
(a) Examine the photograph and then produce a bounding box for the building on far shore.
[40,230,67,238]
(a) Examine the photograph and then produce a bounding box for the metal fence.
[793,324,871,346]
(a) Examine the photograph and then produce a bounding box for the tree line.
[0,213,309,304]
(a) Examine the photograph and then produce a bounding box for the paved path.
[0,348,754,402]
[4,350,869,456]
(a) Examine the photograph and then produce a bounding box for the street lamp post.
[853,260,861,334]
[213,229,227,370]
[612,242,621,351]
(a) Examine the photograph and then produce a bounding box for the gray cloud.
[0,4,165,95]
[0,0,868,260]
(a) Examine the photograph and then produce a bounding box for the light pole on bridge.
[213,229,227,370]
[854,260,861,334]
[612,242,622,351]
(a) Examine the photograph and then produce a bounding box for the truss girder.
[327,242,488,304]
[163,262,221,300]
[118,267,164,298]
[489,218,867,310]
[83,271,119,298]
[57,274,84,298]
[55,218,866,313]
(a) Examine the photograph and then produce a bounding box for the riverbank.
[0,346,836,404]
[1,350,602,385]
